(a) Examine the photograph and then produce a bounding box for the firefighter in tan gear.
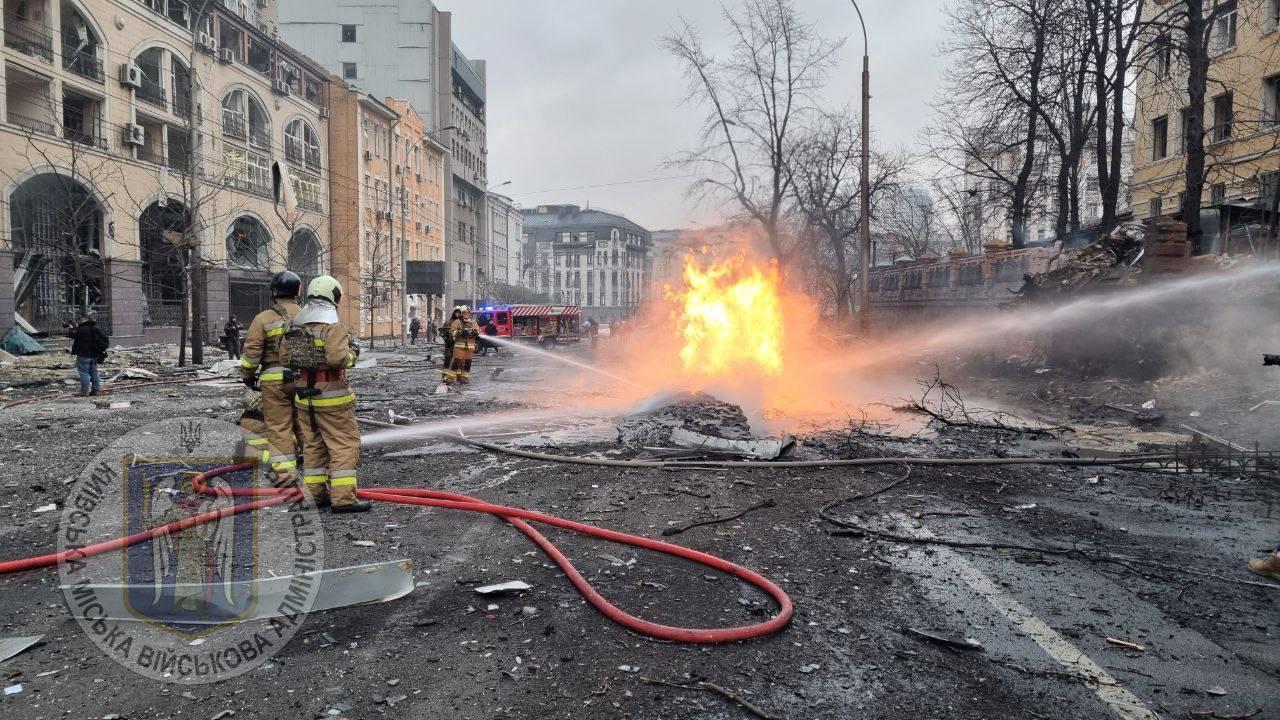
[288,275,371,513]
[443,306,482,384]
[239,271,303,487]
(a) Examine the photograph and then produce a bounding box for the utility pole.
[186,0,212,365]
[852,0,871,335]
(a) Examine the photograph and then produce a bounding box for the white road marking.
[890,513,1159,720]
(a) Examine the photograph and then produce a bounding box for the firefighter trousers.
[298,402,362,506]
[444,347,474,384]
[261,382,299,486]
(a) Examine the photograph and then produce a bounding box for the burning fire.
[667,257,785,377]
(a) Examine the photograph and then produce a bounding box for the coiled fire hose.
[0,463,794,645]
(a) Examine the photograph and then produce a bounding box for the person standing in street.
[444,306,481,384]
[439,307,461,383]
[240,271,303,488]
[409,317,421,345]
[223,316,243,359]
[288,275,371,513]
[69,315,109,397]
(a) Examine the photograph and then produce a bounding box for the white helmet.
[307,275,343,305]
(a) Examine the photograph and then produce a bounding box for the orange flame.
[666,257,785,377]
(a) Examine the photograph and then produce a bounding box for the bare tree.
[787,111,909,317]
[662,0,841,265]
[1087,0,1145,232]
[881,187,947,259]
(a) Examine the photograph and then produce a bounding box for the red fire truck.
[475,305,582,347]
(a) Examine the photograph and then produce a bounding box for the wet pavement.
[0,342,1276,719]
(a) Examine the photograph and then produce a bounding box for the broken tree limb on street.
[640,676,785,720]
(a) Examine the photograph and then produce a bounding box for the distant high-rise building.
[278,0,489,307]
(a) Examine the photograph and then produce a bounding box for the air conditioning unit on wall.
[219,48,235,64]
[123,124,145,146]
[119,63,142,88]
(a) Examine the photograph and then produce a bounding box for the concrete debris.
[618,391,753,448]
[669,427,795,460]
[0,348,17,364]
[1205,686,1228,696]
[352,540,376,547]
[905,627,984,651]
[799,664,821,673]
[474,581,531,596]
[206,359,241,376]
[61,560,415,623]
[211,710,236,720]
[0,635,43,662]
[119,367,160,380]
[1105,637,1146,652]
[32,503,57,514]
[1011,222,1146,302]
[3,684,22,695]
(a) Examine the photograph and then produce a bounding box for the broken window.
[1212,0,1237,52]
[1264,75,1280,126]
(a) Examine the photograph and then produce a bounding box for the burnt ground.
[0,342,1277,720]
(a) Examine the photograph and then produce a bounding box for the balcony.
[249,127,271,152]
[285,138,303,165]
[8,111,55,135]
[138,82,167,111]
[63,125,106,149]
[62,45,103,82]
[173,92,192,119]
[305,147,321,172]
[298,196,324,213]
[222,108,246,139]
[4,23,53,63]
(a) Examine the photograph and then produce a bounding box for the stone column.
[201,266,230,344]
[0,250,14,333]
[103,258,144,343]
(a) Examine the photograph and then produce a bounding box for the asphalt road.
[0,345,1276,719]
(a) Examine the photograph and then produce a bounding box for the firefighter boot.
[302,480,331,509]
[329,483,371,513]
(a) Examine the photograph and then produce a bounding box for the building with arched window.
[520,204,652,323]
[0,0,331,345]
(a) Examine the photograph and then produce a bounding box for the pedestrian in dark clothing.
[69,316,109,396]
[223,317,243,359]
[409,317,421,345]
[478,319,500,356]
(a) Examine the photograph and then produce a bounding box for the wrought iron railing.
[222,109,246,139]
[62,45,103,81]
[173,92,193,119]
[8,112,55,135]
[137,82,167,110]
[63,125,107,149]
[249,127,271,151]
[144,300,185,328]
[4,23,53,62]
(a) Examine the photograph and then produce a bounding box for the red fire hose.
[0,464,792,645]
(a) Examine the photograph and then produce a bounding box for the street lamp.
[851,0,871,335]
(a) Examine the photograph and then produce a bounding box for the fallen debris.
[662,499,777,536]
[474,580,532,596]
[1104,637,1146,652]
[1011,222,1145,302]
[1188,709,1259,719]
[905,627,984,652]
[669,427,795,460]
[640,676,784,720]
[61,560,415,623]
[0,635,43,662]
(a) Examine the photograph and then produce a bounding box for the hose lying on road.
[1,375,230,409]
[0,465,793,645]
[359,417,1183,470]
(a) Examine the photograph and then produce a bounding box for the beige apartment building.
[1131,0,1280,252]
[0,0,332,344]
[327,87,446,338]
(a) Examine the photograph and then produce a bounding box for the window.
[1212,0,1237,52]
[342,62,357,80]
[1210,182,1226,206]
[1211,92,1233,142]
[1265,76,1280,126]
[1151,116,1169,160]
[1261,172,1280,205]
[1149,197,1162,218]
[1153,34,1172,79]
[341,24,356,42]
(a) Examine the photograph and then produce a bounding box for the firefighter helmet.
[270,271,302,299]
[306,275,343,305]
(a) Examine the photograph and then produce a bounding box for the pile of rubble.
[1011,222,1146,303]
[617,392,794,460]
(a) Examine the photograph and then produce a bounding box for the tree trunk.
[1182,0,1209,253]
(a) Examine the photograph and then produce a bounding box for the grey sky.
[447,0,950,231]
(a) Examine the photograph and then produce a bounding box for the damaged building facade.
[0,0,331,344]
[1131,0,1280,253]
